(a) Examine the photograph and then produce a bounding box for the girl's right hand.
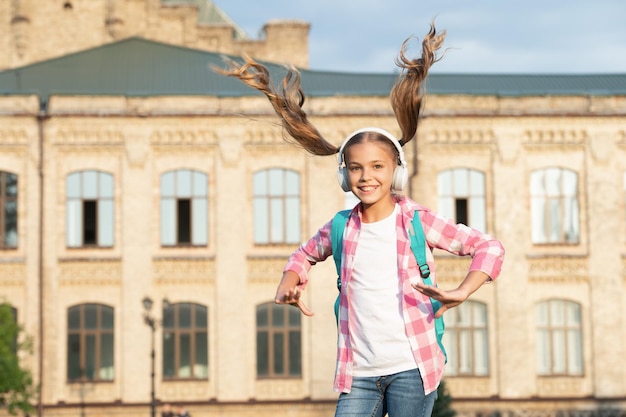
[275,286,315,316]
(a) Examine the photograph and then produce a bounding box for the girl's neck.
[360,198,396,223]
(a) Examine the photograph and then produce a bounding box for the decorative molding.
[528,256,589,284]
[433,256,471,283]
[447,377,492,397]
[247,257,288,284]
[150,130,218,147]
[59,259,122,286]
[0,262,26,287]
[244,128,286,146]
[0,129,29,145]
[522,129,587,147]
[617,130,626,148]
[587,129,616,162]
[255,379,305,399]
[423,129,495,146]
[162,381,210,400]
[536,377,589,397]
[153,258,215,285]
[54,129,124,146]
[124,128,149,168]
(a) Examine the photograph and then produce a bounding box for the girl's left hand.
[412,270,490,318]
[412,281,468,318]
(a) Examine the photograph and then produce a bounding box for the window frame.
[530,167,579,245]
[67,303,115,383]
[256,302,302,379]
[536,299,584,376]
[252,168,301,245]
[160,169,208,247]
[0,171,18,249]
[442,300,490,377]
[437,168,486,231]
[162,302,208,380]
[66,170,115,248]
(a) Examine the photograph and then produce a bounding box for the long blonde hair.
[216,23,445,155]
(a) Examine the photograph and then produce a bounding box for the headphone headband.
[337,127,406,167]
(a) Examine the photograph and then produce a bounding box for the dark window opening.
[177,199,191,243]
[455,198,468,225]
[83,200,97,245]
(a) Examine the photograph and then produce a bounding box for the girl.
[219,24,504,417]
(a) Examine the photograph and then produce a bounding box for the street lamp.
[142,296,170,417]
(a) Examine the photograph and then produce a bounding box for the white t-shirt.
[349,204,417,376]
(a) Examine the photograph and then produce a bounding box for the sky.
[214,0,626,74]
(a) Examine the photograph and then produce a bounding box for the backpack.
[330,209,447,361]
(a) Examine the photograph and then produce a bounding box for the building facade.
[0,1,625,417]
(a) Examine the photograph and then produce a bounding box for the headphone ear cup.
[337,167,351,192]
[392,166,408,192]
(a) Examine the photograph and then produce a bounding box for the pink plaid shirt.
[284,196,505,394]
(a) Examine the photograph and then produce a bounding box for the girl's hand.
[412,281,466,318]
[275,286,315,316]
[412,270,490,318]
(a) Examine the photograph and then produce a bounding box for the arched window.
[66,170,114,247]
[438,168,486,231]
[253,168,300,244]
[162,302,208,379]
[530,168,579,244]
[0,171,18,248]
[443,300,489,376]
[536,299,583,375]
[160,170,208,246]
[256,302,301,378]
[67,304,114,381]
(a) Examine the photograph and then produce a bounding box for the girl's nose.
[359,168,372,180]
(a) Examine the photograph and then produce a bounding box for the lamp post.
[142,297,169,417]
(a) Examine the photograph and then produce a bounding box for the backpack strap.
[410,212,447,361]
[331,210,351,324]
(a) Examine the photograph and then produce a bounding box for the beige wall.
[0,92,625,417]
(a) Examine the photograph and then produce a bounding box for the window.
[0,171,18,249]
[67,304,114,381]
[162,303,208,379]
[66,171,114,247]
[443,300,489,376]
[438,168,486,231]
[253,168,300,244]
[530,168,579,244]
[160,170,207,246]
[536,299,583,376]
[256,302,301,378]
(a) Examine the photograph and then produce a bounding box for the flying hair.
[215,22,445,155]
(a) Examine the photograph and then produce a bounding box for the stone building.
[0,1,625,417]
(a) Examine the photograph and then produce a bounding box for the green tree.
[0,301,36,415]
[432,379,456,417]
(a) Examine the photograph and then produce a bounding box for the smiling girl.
[218,23,505,417]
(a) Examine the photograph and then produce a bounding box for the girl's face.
[344,140,397,215]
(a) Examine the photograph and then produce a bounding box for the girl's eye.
[348,166,360,172]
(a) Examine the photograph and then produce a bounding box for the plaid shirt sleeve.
[419,207,505,281]
[283,219,334,288]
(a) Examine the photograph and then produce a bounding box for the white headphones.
[336,127,408,192]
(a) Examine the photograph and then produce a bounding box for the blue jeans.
[334,368,437,417]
